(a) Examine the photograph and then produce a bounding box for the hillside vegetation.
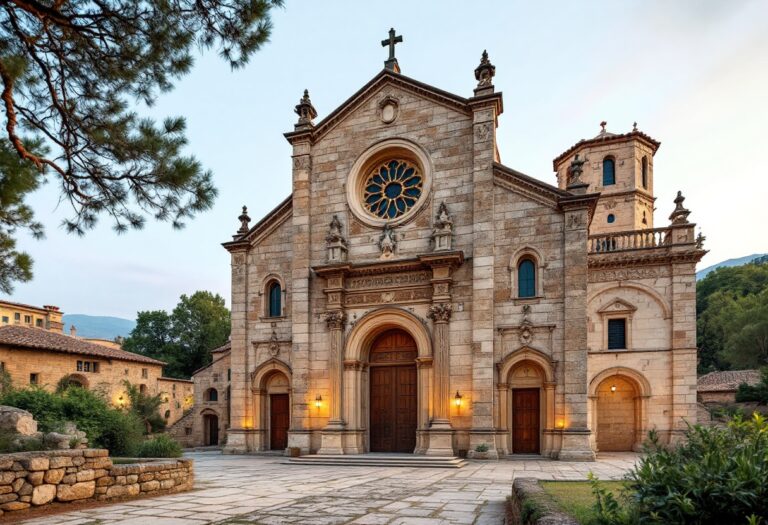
[697,256,768,373]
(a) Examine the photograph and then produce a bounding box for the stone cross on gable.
[381,28,403,73]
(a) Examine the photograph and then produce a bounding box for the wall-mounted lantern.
[454,391,463,408]
[314,394,322,410]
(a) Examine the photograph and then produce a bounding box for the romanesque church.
[220,32,705,460]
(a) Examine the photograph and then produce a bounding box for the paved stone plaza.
[19,451,638,525]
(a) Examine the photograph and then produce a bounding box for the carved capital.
[427,302,452,323]
[324,310,347,330]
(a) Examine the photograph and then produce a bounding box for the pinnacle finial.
[632,121,638,131]
[600,121,607,133]
[294,89,318,129]
[473,49,496,96]
[237,205,251,235]
[568,154,586,186]
[669,191,691,224]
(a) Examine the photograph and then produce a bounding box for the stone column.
[222,246,250,453]
[558,195,596,461]
[318,310,346,454]
[467,92,503,459]
[284,131,313,454]
[425,303,453,456]
[670,259,699,443]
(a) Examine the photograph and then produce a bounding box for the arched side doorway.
[203,412,219,446]
[496,348,556,457]
[596,377,636,451]
[368,329,418,453]
[589,367,651,452]
[265,372,290,450]
[250,358,292,452]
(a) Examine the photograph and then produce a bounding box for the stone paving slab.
[17,451,638,525]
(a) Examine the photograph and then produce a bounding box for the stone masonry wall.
[0,449,192,518]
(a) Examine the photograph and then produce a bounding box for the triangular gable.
[493,162,570,209]
[288,70,475,145]
[222,195,292,251]
[597,298,638,314]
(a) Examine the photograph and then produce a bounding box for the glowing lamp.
[555,419,565,429]
[314,395,322,409]
[454,391,463,408]
[610,384,617,393]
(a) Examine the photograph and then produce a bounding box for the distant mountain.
[697,253,768,280]
[61,314,136,340]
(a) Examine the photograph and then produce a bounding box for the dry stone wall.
[0,449,192,518]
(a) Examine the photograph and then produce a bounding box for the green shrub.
[0,385,143,456]
[474,442,489,453]
[0,430,44,453]
[136,434,182,458]
[736,368,768,403]
[591,413,768,524]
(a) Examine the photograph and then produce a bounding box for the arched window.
[268,281,282,317]
[641,156,648,189]
[602,157,616,186]
[205,388,218,402]
[517,259,536,298]
[607,214,616,224]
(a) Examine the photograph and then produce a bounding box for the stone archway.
[250,358,292,452]
[589,367,651,452]
[496,347,556,457]
[341,308,433,454]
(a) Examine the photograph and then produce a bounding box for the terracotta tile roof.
[552,129,661,170]
[0,300,60,314]
[698,370,761,392]
[0,325,165,366]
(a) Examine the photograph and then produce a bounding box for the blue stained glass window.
[518,259,536,298]
[603,157,616,186]
[363,160,423,219]
[268,282,281,317]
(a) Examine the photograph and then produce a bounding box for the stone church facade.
[221,40,705,460]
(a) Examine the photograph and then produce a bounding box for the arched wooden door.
[369,329,417,453]
[596,376,637,451]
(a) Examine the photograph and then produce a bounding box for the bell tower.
[553,122,660,234]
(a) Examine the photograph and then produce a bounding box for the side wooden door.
[512,388,540,454]
[270,393,289,450]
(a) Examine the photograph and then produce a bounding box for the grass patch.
[541,480,626,524]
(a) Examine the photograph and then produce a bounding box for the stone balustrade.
[0,449,193,518]
[588,225,696,254]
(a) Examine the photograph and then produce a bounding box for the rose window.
[363,160,423,219]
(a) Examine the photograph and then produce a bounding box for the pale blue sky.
[8,0,768,319]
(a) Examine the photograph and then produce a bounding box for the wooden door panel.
[270,394,289,450]
[369,329,417,453]
[512,389,540,454]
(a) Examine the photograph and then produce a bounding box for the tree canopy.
[697,260,768,373]
[123,291,230,378]
[0,0,283,293]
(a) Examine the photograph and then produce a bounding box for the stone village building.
[219,33,706,459]
[0,321,193,427]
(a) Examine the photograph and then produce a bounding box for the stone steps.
[286,454,468,468]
